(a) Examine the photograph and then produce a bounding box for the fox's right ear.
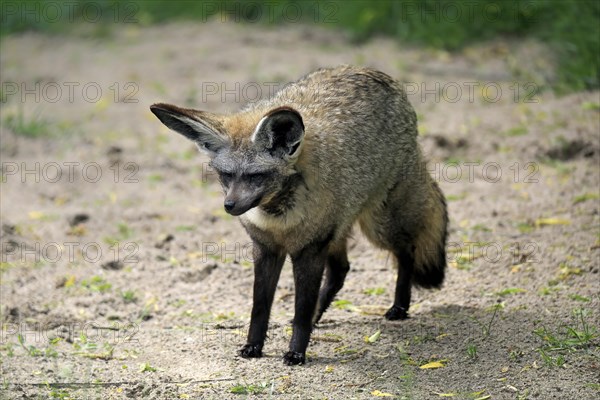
[150,103,228,155]
[252,107,305,159]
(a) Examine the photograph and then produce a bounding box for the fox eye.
[218,171,234,186]
[245,172,269,185]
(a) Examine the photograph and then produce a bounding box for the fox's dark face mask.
[150,104,305,216]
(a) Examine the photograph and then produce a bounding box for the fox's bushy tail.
[412,179,448,288]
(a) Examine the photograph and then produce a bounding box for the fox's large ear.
[150,103,228,155]
[252,107,304,159]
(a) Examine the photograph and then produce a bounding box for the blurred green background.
[1,0,598,93]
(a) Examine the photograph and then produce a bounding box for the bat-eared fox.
[150,65,448,365]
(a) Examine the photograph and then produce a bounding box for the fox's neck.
[261,173,305,217]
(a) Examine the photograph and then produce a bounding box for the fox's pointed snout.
[223,194,262,216]
[222,201,256,216]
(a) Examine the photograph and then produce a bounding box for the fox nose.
[224,199,236,213]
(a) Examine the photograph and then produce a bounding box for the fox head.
[150,103,305,216]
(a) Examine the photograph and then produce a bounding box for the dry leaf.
[365,330,381,344]
[535,218,570,227]
[420,360,446,369]
[28,211,45,220]
[371,390,394,397]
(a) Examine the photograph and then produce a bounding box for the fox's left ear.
[252,107,304,159]
[150,103,229,156]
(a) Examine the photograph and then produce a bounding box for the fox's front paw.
[283,351,305,365]
[384,305,409,320]
[239,344,263,358]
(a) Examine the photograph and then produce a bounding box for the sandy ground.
[1,20,599,399]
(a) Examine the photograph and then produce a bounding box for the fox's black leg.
[239,241,285,358]
[314,244,350,325]
[385,245,415,321]
[284,236,330,365]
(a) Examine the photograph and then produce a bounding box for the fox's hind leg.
[379,177,447,320]
[360,173,447,321]
[314,240,350,325]
[385,243,415,320]
[359,195,419,320]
